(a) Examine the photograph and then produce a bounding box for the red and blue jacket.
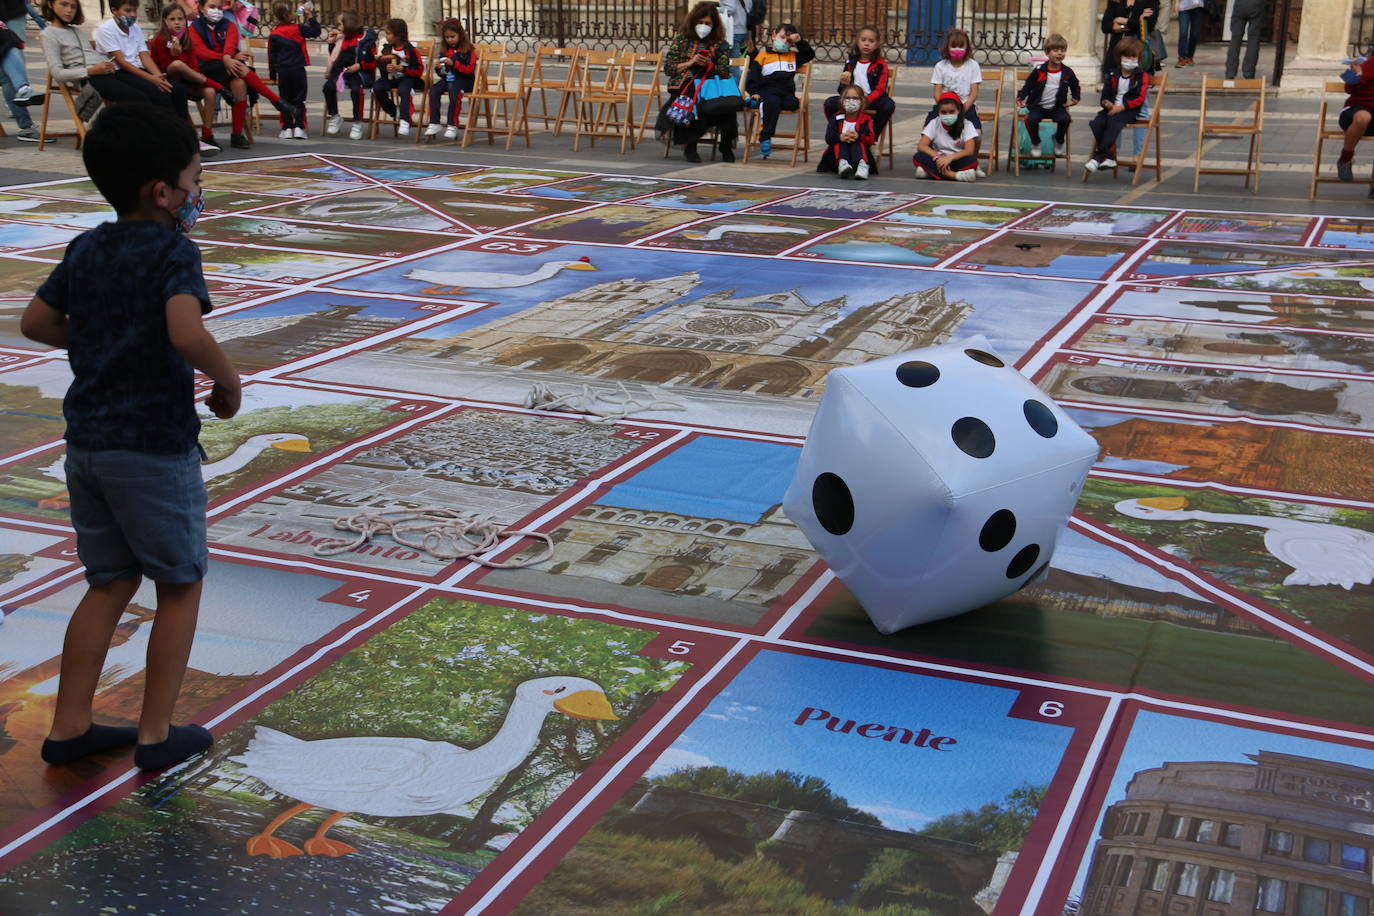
[267,18,321,80]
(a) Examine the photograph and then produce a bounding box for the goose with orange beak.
[234,675,618,857]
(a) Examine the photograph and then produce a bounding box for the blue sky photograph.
[646,651,1076,832]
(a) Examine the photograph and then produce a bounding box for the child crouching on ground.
[819,83,876,179]
[1086,36,1147,172]
[1016,32,1080,158]
[21,102,241,773]
[914,91,979,181]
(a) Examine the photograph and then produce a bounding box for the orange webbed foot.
[246,834,305,858]
[303,836,357,857]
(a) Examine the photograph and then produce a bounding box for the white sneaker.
[325,114,343,135]
[955,168,978,182]
[13,84,32,104]
[398,120,410,137]
[976,168,988,178]
[1029,144,1042,157]
[1054,140,1066,156]
[348,122,364,140]
[855,161,870,180]
[837,160,854,179]
[1084,159,1099,172]
[293,127,308,139]
[443,125,459,140]
[424,123,443,136]
[1101,158,1117,168]
[914,166,928,179]
[279,128,293,139]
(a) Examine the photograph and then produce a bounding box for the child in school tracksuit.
[819,83,876,179]
[746,22,814,158]
[267,0,320,138]
[1016,33,1081,158]
[322,8,376,140]
[1086,35,1148,172]
[373,17,423,135]
[425,18,475,140]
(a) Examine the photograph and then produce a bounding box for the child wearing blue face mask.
[914,90,980,181]
[746,22,814,158]
[20,102,239,775]
[1085,36,1148,173]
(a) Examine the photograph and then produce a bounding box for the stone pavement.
[0,36,1368,219]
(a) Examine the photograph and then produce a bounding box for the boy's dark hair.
[271,0,292,24]
[1044,33,1067,53]
[1115,35,1144,63]
[384,16,407,43]
[83,104,197,216]
[848,24,883,61]
[338,8,363,37]
[40,0,83,25]
[773,22,797,34]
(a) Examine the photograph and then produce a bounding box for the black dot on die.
[979,510,1017,552]
[964,348,1005,368]
[951,417,996,459]
[812,472,854,536]
[896,360,940,388]
[1023,400,1059,438]
[1017,562,1050,592]
[1006,544,1041,579]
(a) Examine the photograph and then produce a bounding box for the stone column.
[1050,0,1102,85]
[390,0,442,38]
[1283,0,1354,89]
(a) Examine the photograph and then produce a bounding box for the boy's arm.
[1016,68,1035,103]
[1067,68,1081,105]
[793,39,815,68]
[20,296,67,349]
[167,294,241,418]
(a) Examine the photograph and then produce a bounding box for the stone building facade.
[383,271,972,397]
[1079,751,1374,915]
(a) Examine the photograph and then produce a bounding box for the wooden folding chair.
[524,46,580,136]
[1086,72,1168,185]
[461,49,531,150]
[1193,75,1264,193]
[627,50,663,144]
[370,40,435,139]
[37,74,81,150]
[1313,80,1360,198]
[867,64,896,172]
[474,42,507,57]
[571,51,636,153]
[1008,69,1072,176]
[741,62,812,165]
[977,67,1004,173]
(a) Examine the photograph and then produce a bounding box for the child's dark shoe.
[135,724,213,772]
[41,724,138,765]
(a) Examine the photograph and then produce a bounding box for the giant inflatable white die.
[782,336,1099,633]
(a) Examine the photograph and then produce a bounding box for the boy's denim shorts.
[64,445,208,587]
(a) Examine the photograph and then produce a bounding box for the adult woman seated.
[659,1,736,163]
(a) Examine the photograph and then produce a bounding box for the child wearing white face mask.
[1085,36,1149,172]
[746,22,814,158]
[819,83,876,178]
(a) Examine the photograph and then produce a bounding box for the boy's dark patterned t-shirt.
[37,221,212,454]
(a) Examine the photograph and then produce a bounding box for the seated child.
[1016,33,1080,158]
[819,83,876,179]
[914,90,980,181]
[1086,36,1148,172]
[746,22,814,158]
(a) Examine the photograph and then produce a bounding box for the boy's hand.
[1109,104,1125,115]
[787,31,801,43]
[207,381,241,419]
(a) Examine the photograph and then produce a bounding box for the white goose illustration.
[233,675,618,858]
[1116,496,1374,589]
[928,203,1023,217]
[681,223,810,242]
[405,256,597,291]
[38,433,310,486]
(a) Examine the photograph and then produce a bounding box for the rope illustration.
[523,382,687,423]
[312,508,553,568]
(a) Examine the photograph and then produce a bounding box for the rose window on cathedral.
[684,315,773,336]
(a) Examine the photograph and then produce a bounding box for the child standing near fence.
[424,18,474,140]
[267,0,319,138]
[372,17,423,136]
[1015,33,1079,158]
[322,9,376,139]
[746,22,814,159]
[819,83,876,179]
[1086,35,1147,172]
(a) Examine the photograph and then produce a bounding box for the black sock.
[134,724,213,772]
[41,724,138,766]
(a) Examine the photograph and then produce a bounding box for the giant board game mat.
[2,155,1374,913]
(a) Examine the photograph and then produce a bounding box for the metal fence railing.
[437,0,1048,64]
[1353,0,1374,56]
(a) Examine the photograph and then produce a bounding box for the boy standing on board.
[20,103,241,772]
